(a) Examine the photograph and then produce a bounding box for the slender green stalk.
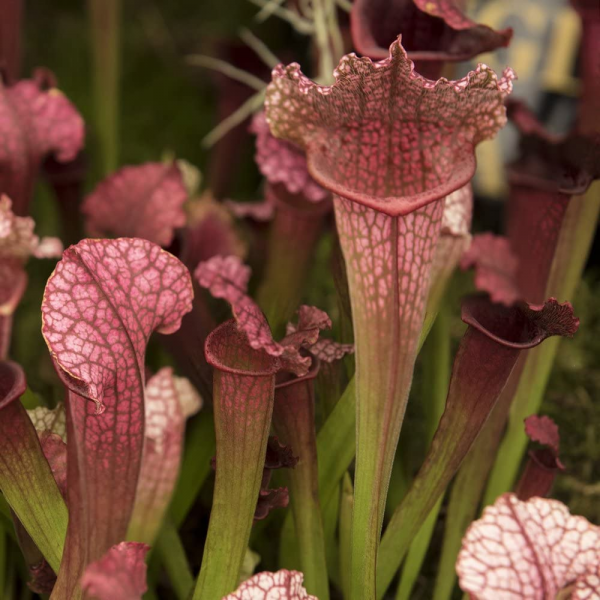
[88,0,121,175]
[396,498,442,599]
[169,410,216,528]
[202,90,265,148]
[272,367,329,600]
[279,374,355,582]
[384,452,410,524]
[311,0,334,82]
[433,466,479,600]
[326,0,344,62]
[279,376,356,573]
[383,321,439,525]
[420,266,454,345]
[249,0,314,33]
[289,466,329,600]
[279,512,300,571]
[155,520,194,600]
[483,188,600,504]
[186,55,266,91]
[339,473,354,600]
[351,331,410,600]
[317,377,356,506]
[194,410,273,600]
[323,488,341,590]
[239,28,280,68]
[396,308,450,600]
[422,308,451,436]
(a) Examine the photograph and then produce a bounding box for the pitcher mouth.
[205,320,281,376]
[307,141,477,217]
[461,295,577,349]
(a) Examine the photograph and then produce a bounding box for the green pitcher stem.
[315,331,433,526]
[351,309,415,600]
[396,497,443,600]
[193,393,274,600]
[423,308,451,437]
[339,473,354,600]
[278,513,299,571]
[272,368,329,600]
[279,374,356,571]
[155,520,194,600]
[169,410,216,528]
[323,487,341,590]
[88,0,121,175]
[285,467,330,600]
[396,308,450,599]
[433,448,487,600]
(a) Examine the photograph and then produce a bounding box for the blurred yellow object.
[471,0,582,198]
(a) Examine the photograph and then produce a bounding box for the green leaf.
[155,520,194,600]
[169,410,216,528]
[0,362,67,573]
